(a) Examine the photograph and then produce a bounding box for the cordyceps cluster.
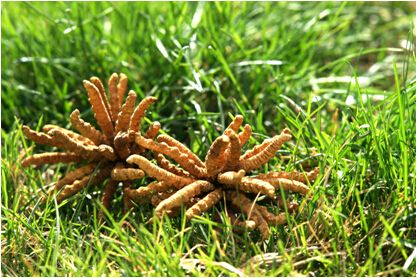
[22,73,160,213]
[125,115,319,239]
[22,72,320,239]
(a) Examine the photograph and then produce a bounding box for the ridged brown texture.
[126,155,194,188]
[53,163,97,191]
[130,114,318,240]
[126,181,173,202]
[114,132,131,160]
[127,115,318,239]
[115,91,136,133]
[135,135,207,178]
[43,124,95,145]
[22,152,84,167]
[145,122,161,139]
[219,174,276,197]
[22,126,64,148]
[47,129,101,160]
[22,75,319,238]
[240,138,273,160]
[217,170,246,185]
[239,129,292,172]
[22,73,160,214]
[155,180,214,216]
[238,177,276,198]
[225,115,244,132]
[261,178,310,195]
[70,109,103,145]
[117,73,128,107]
[129,96,157,132]
[255,167,319,184]
[83,80,114,139]
[154,153,190,177]
[122,181,135,213]
[254,204,287,225]
[90,76,111,117]
[56,176,90,202]
[98,145,117,161]
[111,166,145,181]
[186,188,223,219]
[56,164,112,202]
[227,191,269,240]
[157,134,205,168]
[205,135,230,176]
[101,179,119,211]
[224,131,241,171]
[108,73,120,122]
[238,124,252,145]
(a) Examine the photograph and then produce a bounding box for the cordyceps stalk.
[126,154,195,188]
[155,180,214,216]
[185,188,223,219]
[204,135,230,176]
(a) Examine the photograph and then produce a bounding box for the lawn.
[1,1,416,276]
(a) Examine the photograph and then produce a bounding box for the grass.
[1,1,416,276]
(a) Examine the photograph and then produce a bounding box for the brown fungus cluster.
[22,73,159,212]
[22,73,319,239]
[125,115,319,239]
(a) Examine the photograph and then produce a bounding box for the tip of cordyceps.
[126,154,142,164]
[282,128,292,135]
[152,121,161,128]
[21,125,31,136]
[220,135,230,143]
[148,96,158,102]
[237,169,246,178]
[267,188,276,198]
[70,109,80,116]
[83,80,92,87]
[126,155,136,164]
[223,128,235,137]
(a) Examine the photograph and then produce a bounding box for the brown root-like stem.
[129,96,157,132]
[239,129,292,172]
[70,109,103,145]
[155,180,214,216]
[205,135,230,177]
[126,154,195,188]
[186,188,223,219]
[22,152,84,167]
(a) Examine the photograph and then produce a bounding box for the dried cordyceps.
[125,115,319,239]
[22,73,159,213]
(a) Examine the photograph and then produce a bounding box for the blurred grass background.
[1,1,416,276]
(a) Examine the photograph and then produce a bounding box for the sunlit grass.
[1,1,416,276]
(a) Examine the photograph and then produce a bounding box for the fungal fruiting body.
[126,115,319,239]
[22,73,158,213]
[21,72,318,238]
